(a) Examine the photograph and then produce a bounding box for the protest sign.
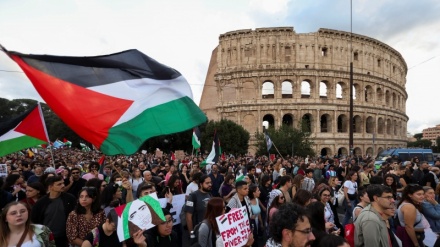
[141,150,147,154]
[0,164,7,178]
[216,206,251,247]
[175,150,185,161]
[158,194,185,225]
[114,193,166,241]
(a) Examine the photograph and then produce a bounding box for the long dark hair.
[0,202,34,247]
[307,201,326,232]
[101,183,120,208]
[383,174,397,195]
[204,197,224,234]
[397,184,424,212]
[293,189,313,206]
[75,187,101,215]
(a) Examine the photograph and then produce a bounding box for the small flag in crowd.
[63,138,72,147]
[200,131,221,168]
[265,131,273,152]
[192,127,201,149]
[0,103,49,157]
[53,140,64,149]
[4,48,207,155]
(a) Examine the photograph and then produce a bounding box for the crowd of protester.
[2,148,440,247]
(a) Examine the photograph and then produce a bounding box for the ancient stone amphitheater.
[199,27,408,156]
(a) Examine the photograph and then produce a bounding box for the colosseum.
[199,27,408,157]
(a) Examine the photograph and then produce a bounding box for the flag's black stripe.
[11,49,181,88]
[0,105,37,136]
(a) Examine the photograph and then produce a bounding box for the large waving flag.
[4,48,207,155]
[265,131,273,152]
[200,131,220,167]
[0,103,49,157]
[192,127,201,149]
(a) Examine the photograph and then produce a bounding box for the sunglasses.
[71,172,80,174]
[280,196,285,199]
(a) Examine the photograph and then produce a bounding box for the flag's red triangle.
[114,203,126,217]
[11,55,133,148]
[14,106,47,142]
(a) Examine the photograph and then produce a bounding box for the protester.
[66,187,105,247]
[101,183,123,209]
[140,208,179,247]
[318,234,350,247]
[3,173,26,201]
[85,178,107,193]
[185,174,212,233]
[267,189,285,226]
[220,174,236,203]
[292,189,313,207]
[31,175,76,247]
[81,162,104,181]
[266,202,315,247]
[422,186,440,233]
[0,201,55,247]
[354,184,395,247]
[130,168,144,199]
[342,171,358,226]
[317,187,340,235]
[307,201,332,247]
[22,182,46,209]
[396,184,425,247]
[81,210,128,247]
[291,174,304,198]
[249,184,265,239]
[65,167,87,199]
[352,187,370,222]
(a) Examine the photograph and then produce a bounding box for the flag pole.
[272,142,284,160]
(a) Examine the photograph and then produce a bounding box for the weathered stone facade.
[199,27,408,156]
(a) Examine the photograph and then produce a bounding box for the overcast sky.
[0,0,439,135]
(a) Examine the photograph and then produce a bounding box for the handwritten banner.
[216,206,251,247]
[158,194,185,225]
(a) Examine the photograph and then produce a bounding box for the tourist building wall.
[199,27,408,156]
[423,125,440,146]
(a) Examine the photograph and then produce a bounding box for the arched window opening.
[353,115,362,133]
[366,116,374,134]
[365,86,373,102]
[320,114,331,133]
[281,81,293,98]
[301,80,311,98]
[336,83,343,99]
[376,88,383,103]
[320,81,328,98]
[338,147,348,157]
[337,114,348,133]
[262,81,274,99]
[302,114,312,133]
[282,114,293,127]
[263,114,275,129]
[386,119,392,135]
[377,118,384,134]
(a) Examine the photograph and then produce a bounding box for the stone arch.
[376,87,383,103]
[263,114,275,129]
[282,114,293,127]
[301,80,311,98]
[353,147,362,156]
[386,119,392,135]
[364,85,373,102]
[336,81,347,99]
[338,147,348,157]
[366,147,373,156]
[393,119,398,135]
[353,115,362,133]
[385,90,391,105]
[320,113,332,132]
[301,113,313,132]
[377,117,384,134]
[366,116,375,134]
[242,114,256,134]
[337,114,348,133]
[281,80,293,98]
[320,81,328,98]
[320,147,332,157]
[392,92,397,108]
[262,81,274,99]
[353,83,361,100]
[377,147,384,154]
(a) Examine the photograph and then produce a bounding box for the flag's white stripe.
[205,141,216,164]
[0,130,24,142]
[193,132,201,145]
[88,76,194,126]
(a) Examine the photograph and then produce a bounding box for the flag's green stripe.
[101,97,206,155]
[0,136,46,157]
[139,196,166,221]
[122,201,133,240]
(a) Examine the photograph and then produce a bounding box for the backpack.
[191,220,215,247]
[344,223,355,247]
[180,191,197,229]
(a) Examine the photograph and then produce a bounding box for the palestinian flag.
[200,131,220,167]
[114,194,165,241]
[4,48,207,155]
[192,127,201,149]
[0,104,49,157]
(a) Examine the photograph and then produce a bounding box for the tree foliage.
[413,133,423,141]
[200,119,250,155]
[254,124,315,157]
[407,139,432,148]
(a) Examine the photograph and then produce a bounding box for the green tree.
[200,119,250,155]
[254,124,315,157]
[407,139,432,148]
[413,133,423,141]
